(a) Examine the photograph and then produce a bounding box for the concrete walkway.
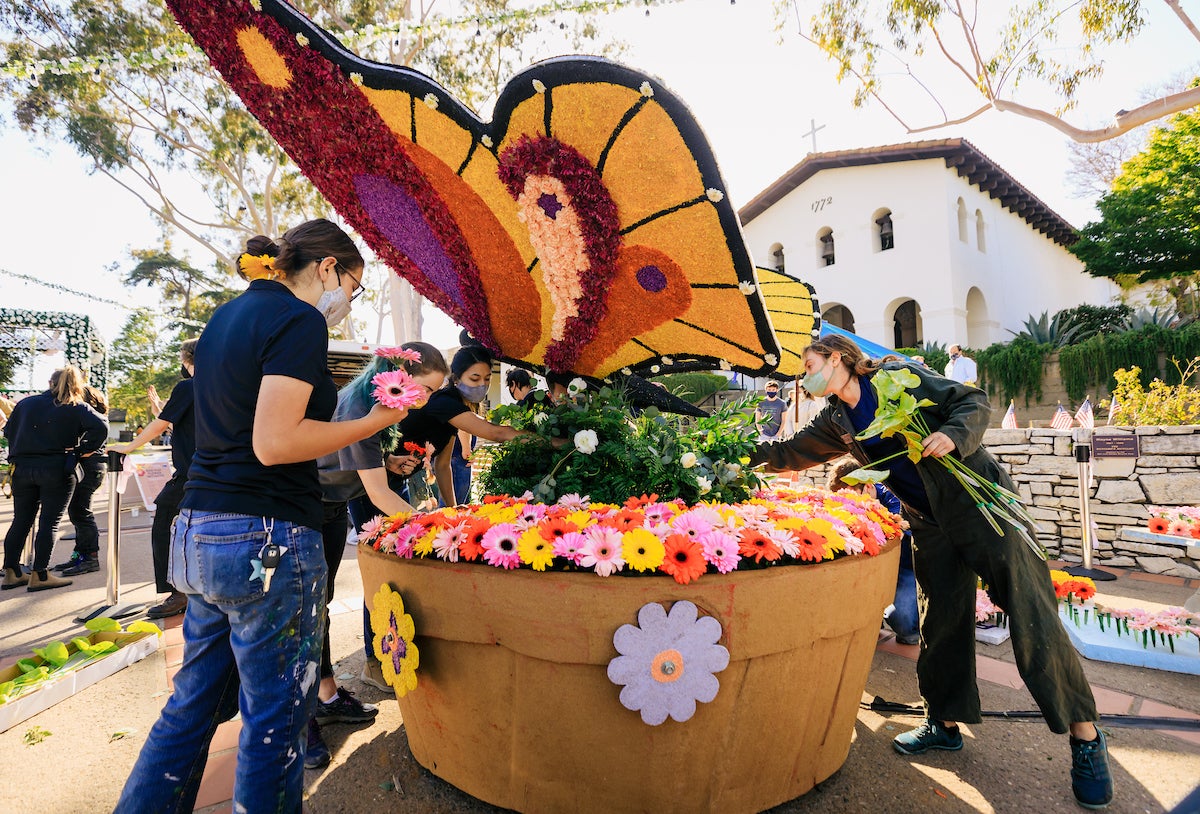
[1,492,1198,813]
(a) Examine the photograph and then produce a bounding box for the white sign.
[129,456,174,511]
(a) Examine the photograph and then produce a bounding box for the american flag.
[1050,404,1073,430]
[1075,397,1095,430]
[1001,401,1018,429]
[1106,394,1120,426]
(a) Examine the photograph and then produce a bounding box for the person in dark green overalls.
[751,334,1113,811]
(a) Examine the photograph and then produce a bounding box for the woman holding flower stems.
[750,334,1113,811]
[396,344,539,506]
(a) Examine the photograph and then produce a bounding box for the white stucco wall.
[741,158,1119,350]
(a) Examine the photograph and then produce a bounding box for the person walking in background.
[310,341,449,767]
[505,368,537,406]
[55,383,110,576]
[117,219,409,813]
[755,380,792,442]
[827,457,919,645]
[109,339,199,619]
[790,385,826,430]
[944,344,978,387]
[751,334,1112,810]
[2,366,107,592]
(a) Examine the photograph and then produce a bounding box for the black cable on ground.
[862,696,1200,732]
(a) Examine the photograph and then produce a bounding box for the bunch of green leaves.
[850,368,1045,559]
[480,386,762,505]
[0,617,161,706]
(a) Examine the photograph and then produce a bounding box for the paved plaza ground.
[0,491,1198,813]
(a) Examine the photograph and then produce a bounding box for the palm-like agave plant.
[1008,312,1080,347]
[1124,307,1180,330]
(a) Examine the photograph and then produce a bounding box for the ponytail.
[49,366,86,406]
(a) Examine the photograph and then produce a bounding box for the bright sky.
[1,0,1196,349]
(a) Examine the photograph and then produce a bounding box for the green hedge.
[1058,324,1200,401]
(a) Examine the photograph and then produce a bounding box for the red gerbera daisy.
[1148,517,1169,534]
[1073,581,1096,601]
[459,517,490,561]
[737,528,783,564]
[660,534,707,585]
[792,528,827,563]
[538,516,579,542]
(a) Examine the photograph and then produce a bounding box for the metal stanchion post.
[74,451,146,622]
[1065,428,1116,581]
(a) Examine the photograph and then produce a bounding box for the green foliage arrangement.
[649,372,730,404]
[974,339,1053,405]
[1103,360,1200,426]
[482,386,763,505]
[1059,323,1200,401]
[0,348,18,390]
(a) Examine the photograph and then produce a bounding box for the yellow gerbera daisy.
[518,527,555,571]
[622,528,665,572]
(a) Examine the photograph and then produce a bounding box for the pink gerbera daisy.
[392,525,422,558]
[557,493,590,510]
[698,529,741,574]
[552,531,588,565]
[359,515,384,539]
[371,369,427,409]
[670,511,713,540]
[642,502,678,524]
[580,526,626,576]
[432,522,467,562]
[481,523,522,569]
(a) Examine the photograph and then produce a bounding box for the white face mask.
[316,287,351,327]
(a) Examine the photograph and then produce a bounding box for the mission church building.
[738,138,1118,351]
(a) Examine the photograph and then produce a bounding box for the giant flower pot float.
[357,492,901,813]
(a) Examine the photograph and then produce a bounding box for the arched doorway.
[966,287,990,348]
[890,299,922,348]
[823,304,855,333]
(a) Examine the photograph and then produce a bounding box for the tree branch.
[994,86,1200,142]
[1163,0,1200,44]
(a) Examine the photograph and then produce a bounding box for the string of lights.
[0,269,206,328]
[1,0,691,81]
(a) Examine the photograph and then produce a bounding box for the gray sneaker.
[893,719,964,755]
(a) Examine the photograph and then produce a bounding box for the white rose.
[574,429,598,455]
[568,377,587,396]
[680,452,697,469]
[697,475,713,494]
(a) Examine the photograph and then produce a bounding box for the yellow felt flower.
[370,583,419,696]
[622,528,665,572]
[518,528,555,571]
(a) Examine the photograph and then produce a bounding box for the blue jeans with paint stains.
[116,510,327,814]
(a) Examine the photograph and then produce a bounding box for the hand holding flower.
[919,431,956,458]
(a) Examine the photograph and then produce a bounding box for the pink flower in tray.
[481,523,522,569]
[360,515,384,538]
[581,525,626,576]
[1168,519,1191,537]
[432,523,467,562]
[374,346,423,363]
[552,530,588,565]
[698,530,741,574]
[372,369,427,409]
[393,525,422,558]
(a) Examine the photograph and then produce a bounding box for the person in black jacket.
[2,365,108,591]
[54,383,110,576]
[751,334,1112,811]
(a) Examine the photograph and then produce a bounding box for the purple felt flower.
[607,600,729,725]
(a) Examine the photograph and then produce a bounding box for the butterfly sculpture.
[166,0,817,377]
[755,266,821,379]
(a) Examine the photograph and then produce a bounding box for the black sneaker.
[1071,729,1114,809]
[314,686,378,725]
[52,552,84,573]
[304,719,331,770]
[893,719,964,755]
[62,554,100,576]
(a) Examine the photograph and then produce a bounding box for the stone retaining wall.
[779,424,1200,578]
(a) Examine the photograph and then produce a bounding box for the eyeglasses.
[335,263,365,302]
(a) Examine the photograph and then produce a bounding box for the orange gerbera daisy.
[792,528,827,562]
[661,534,707,585]
[624,493,659,509]
[1073,581,1096,601]
[602,508,646,532]
[737,528,782,564]
[538,516,579,542]
[1148,517,1169,534]
[459,517,491,561]
[849,521,881,556]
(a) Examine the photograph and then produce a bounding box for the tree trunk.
[390,275,424,343]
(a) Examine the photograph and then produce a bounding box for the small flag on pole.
[1050,403,1073,430]
[1075,397,1094,430]
[1106,393,1120,426]
[1002,400,1018,429]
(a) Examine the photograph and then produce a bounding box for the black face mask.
[180,365,192,380]
[765,392,778,400]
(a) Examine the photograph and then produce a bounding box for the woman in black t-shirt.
[119,219,409,814]
[397,345,535,506]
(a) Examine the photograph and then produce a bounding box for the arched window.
[966,287,990,348]
[817,227,835,266]
[823,304,855,333]
[975,210,986,252]
[872,208,894,252]
[890,299,922,348]
[768,242,785,272]
[956,198,968,243]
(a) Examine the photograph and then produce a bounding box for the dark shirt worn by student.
[158,378,196,478]
[183,279,336,530]
[396,387,471,453]
[2,392,107,469]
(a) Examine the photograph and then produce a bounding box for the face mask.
[802,360,832,397]
[180,365,192,380]
[316,287,351,327]
[765,391,778,400]
[457,381,489,402]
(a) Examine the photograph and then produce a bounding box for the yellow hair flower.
[239,252,277,280]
